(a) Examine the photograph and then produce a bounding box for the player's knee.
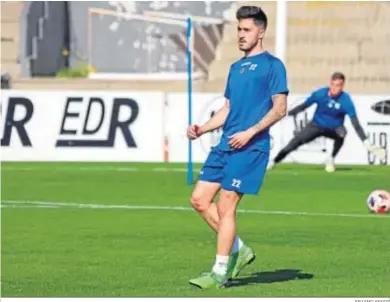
[190,194,209,213]
[336,126,347,138]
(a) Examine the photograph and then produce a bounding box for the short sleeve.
[345,96,357,118]
[268,59,289,96]
[224,68,232,99]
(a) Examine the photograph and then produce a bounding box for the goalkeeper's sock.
[325,156,336,173]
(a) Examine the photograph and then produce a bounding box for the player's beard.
[241,40,260,54]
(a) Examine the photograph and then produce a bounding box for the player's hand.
[187,125,202,140]
[369,146,386,160]
[364,140,387,160]
[228,129,255,149]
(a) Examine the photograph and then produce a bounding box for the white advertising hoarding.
[1,90,388,165]
[0,90,165,162]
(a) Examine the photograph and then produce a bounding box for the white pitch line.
[0,166,201,173]
[1,200,389,219]
[1,204,59,208]
[1,166,385,176]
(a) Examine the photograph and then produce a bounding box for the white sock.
[231,236,244,254]
[212,255,229,275]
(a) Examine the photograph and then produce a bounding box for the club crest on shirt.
[328,99,341,110]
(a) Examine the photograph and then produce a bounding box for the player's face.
[329,79,344,97]
[237,18,264,52]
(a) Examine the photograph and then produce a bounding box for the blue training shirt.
[305,87,357,129]
[218,51,289,152]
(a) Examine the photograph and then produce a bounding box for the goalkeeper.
[268,72,386,172]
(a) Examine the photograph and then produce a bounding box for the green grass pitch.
[1,162,390,297]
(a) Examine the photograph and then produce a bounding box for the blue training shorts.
[197,147,269,195]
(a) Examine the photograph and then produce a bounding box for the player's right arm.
[187,100,230,140]
[187,66,232,140]
[200,99,230,134]
[288,91,317,116]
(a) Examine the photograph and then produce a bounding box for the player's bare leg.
[216,189,242,258]
[191,181,249,251]
[189,185,254,288]
[190,181,247,253]
[190,189,242,288]
[189,189,256,288]
[215,189,255,279]
[190,181,220,231]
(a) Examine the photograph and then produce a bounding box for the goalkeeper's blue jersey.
[304,87,357,129]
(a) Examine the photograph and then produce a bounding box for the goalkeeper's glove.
[363,139,386,160]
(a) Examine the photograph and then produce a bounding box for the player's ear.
[257,26,266,40]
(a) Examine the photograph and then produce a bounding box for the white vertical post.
[275,0,287,63]
[275,0,288,149]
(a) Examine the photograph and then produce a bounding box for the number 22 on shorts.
[232,179,241,188]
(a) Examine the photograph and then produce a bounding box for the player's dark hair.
[331,72,346,81]
[236,6,268,30]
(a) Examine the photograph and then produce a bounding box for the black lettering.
[367,132,375,165]
[1,97,33,146]
[56,98,139,147]
[379,132,388,165]
[82,98,105,135]
[60,97,82,135]
[106,98,139,147]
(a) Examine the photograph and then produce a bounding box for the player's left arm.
[248,59,289,135]
[347,100,386,159]
[228,60,288,149]
[248,93,287,136]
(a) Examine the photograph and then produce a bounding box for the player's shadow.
[227,269,314,287]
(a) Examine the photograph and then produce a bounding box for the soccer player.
[186,6,289,289]
[268,72,386,172]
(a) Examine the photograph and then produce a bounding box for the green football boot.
[189,271,229,289]
[227,245,256,279]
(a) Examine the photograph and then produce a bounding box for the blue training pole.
[186,17,193,185]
